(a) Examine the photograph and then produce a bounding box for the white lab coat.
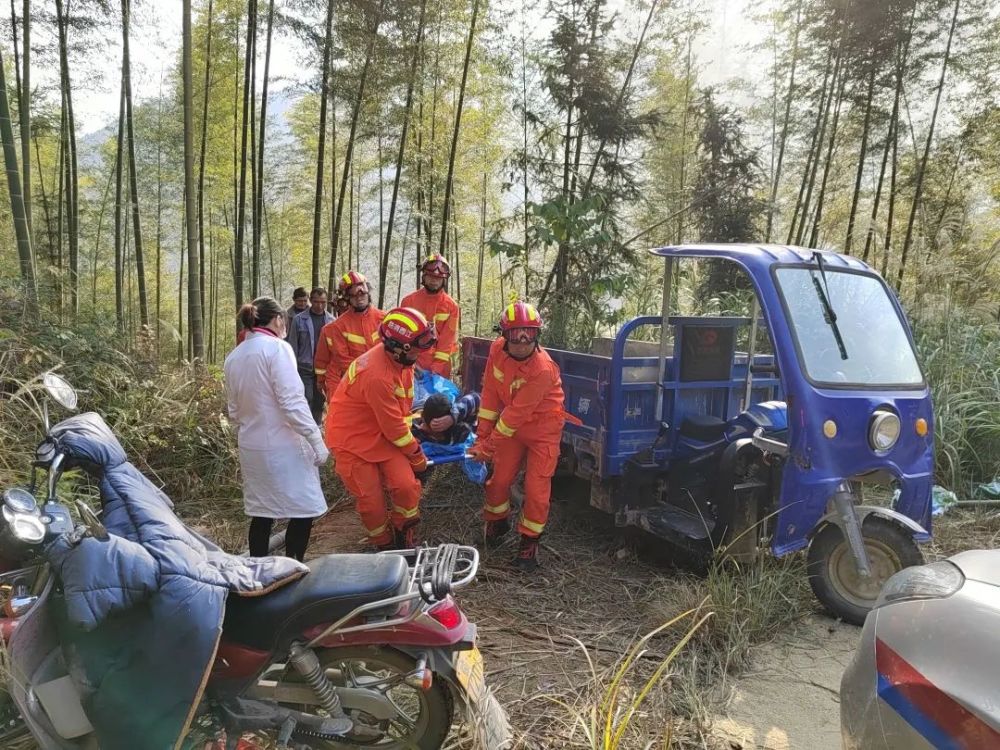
[223,331,328,518]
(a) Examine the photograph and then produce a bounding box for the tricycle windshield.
[774,266,924,388]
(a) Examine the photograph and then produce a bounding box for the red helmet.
[338,270,369,297]
[498,301,542,333]
[419,254,451,278]
[379,307,437,354]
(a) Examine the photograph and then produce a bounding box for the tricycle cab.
[462,244,933,623]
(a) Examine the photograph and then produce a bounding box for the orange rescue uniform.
[314,307,386,399]
[399,287,460,377]
[326,347,425,546]
[478,337,565,538]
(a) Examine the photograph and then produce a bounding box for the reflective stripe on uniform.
[393,432,416,448]
[496,419,516,437]
[394,386,416,397]
[314,368,327,375]
[479,408,498,421]
[434,313,450,322]
[347,360,358,383]
[366,520,389,538]
[343,331,367,345]
[485,500,510,515]
[392,504,420,519]
[492,366,504,382]
[519,515,545,534]
[326,337,334,347]
[370,331,380,342]
[434,351,451,362]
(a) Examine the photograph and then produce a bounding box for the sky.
[66,0,763,136]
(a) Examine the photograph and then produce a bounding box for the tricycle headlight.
[875,561,964,609]
[869,410,900,453]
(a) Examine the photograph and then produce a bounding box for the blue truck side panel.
[461,316,780,480]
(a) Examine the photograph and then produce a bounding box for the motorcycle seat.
[222,553,409,651]
[679,414,727,442]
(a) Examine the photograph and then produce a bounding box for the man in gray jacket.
[288,287,333,424]
[285,287,309,338]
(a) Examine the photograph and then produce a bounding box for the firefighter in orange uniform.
[469,301,565,571]
[314,271,386,401]
[326,307,438,549]
[400,254,460,377]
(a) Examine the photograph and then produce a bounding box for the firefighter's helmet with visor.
[498,301,542,344]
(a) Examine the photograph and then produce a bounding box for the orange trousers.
[335,450,422,546]
[482,417,564,538]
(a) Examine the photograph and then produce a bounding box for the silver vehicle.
[840,549,1000,748]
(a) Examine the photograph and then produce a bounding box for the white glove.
[307,432,330,467]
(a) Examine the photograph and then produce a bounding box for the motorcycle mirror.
[42,372,78,411]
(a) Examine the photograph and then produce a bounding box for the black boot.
[394,521,421,550]
[513,535,539,572]
[484,518,511,547]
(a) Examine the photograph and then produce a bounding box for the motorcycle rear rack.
[305,544,479,648]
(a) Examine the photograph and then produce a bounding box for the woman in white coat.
[224,296,330,561]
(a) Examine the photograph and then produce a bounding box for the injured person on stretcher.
[411,391,480,445]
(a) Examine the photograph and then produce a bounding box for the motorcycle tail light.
[875,561,964,609]
[428,597,463,629]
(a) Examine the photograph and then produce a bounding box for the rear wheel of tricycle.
[807,516,923,626]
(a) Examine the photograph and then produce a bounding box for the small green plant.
[539,605,714,749]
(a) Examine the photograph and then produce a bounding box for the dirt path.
[712,615,859,750]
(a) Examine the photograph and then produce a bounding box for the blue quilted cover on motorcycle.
[42,412,307,750]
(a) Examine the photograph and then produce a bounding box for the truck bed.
[460,316,780,481]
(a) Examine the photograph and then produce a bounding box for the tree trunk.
[156,78,163,356]
[475,170,486,335]
[676,34,692,243]
[437,0,479,259]
[122,0,148,326]
[786,46,833,244]
[248,10,258,298]
[844,61,876,253]
[235,0,256,310]
[183,0,205,360]
[765,0,801,242]
[881,107,899,278]
[864,8,914,262]
[56,0,79,315]
[198,0,214,323]
[377,125,385,300]
[897,0,960,289]
[255,0,274,297]
[329,10,379,291]
[114,74,126,331]
[312,0,334,288]
[91,160,114,313]
[520,0,530,290]
[382,0,427,306]
[0,47,35,303]
[19,0,28,236]
[808,75,846,247]
[863,109,894,263]
[796,41,842,246]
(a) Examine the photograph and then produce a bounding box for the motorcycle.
[0,372,511,749]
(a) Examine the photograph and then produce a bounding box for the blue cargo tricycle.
[463,244,934,624]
